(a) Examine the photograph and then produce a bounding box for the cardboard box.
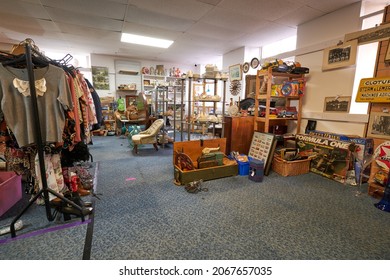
[0,171,22,216]
[295,134,354,183]
[173,138,238,185]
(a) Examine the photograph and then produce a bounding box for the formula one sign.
[356,77,390,103]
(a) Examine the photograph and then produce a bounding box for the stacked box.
[0,171,22,216]
[248,159,264,182]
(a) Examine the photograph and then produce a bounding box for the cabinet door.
[225,116,254,155]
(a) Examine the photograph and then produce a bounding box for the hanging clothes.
[85,78,103,131]
[34,152,66,202]
[0,64,73,147]
[65,73,82,144]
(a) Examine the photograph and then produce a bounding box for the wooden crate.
[272,155,311,176]
[173,138,238,185]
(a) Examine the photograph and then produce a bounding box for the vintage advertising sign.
[356,77,390,102]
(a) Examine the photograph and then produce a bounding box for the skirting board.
[301,111,369,123]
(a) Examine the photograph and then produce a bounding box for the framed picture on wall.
[322,40,358,71]
[385,38,390,63]
[229,64,242,81]
[323,96,351,112]
[92,66,110,90]
[367,112,390,139]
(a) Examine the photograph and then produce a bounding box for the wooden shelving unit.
[254,68,305,134]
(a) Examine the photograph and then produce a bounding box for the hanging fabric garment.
[0,64,73,147]
[66,73,82,144]
[73,75,91,143]
[85,78,103,131]
[34,152,66,202]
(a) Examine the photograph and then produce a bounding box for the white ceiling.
[0,0,386,65]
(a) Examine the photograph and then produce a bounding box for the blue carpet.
[1,136,390,259]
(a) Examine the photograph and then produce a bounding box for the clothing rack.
[7,41,86,237]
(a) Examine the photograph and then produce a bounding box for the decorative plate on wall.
[141,67,149,74]
[250,57,260,69]
[243,62,250,73]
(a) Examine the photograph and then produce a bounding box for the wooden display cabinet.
[224,116,254,155]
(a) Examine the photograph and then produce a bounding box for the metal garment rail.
[9,41,86,237]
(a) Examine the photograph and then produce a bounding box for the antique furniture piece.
[224,116,254,155]
[131,119,164,154]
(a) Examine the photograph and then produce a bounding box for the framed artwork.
[248,132,277,175]
[322,40,358,71]
[92,66,110,90]
[229,64,242,81]
[245,75,256,98]
[385,38,390,63]
[323,96,351,112]
[367,112,390,139]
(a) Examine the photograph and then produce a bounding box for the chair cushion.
[132,134,156,144]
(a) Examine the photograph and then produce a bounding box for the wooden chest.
[173,138,238,185]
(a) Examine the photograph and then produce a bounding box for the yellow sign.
[356,77,390,102]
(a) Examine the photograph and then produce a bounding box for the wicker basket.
[272,155,311,176]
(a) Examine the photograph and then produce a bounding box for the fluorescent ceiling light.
[121,33,173,48]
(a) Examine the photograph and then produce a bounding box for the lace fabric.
[12,77,47,97]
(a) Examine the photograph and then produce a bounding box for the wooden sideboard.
[224,116,254,155]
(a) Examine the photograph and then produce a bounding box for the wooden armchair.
[131,119,164,154]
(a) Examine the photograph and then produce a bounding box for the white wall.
[90,54,197,98]
[296,2,369,136]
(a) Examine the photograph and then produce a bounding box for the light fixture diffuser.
[121,33,173,48]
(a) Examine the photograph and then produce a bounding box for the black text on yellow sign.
[356,77,390,103]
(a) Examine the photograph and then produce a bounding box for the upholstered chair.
[131,119,164,154]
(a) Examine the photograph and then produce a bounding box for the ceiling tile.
[121,22,182,40]
[1,0,50,19]
[0,0,370,65]
[238,22,297,47]
[220,0,301,21]
[201,6,267,33]
[305,0,361,13]
[0,12,60,39]
[186,22,246,41]
[196,0,223,5]
[45,7,123,31]
[40,0,127,20]
[129,0,213,20]
[125,6,195,32]
[276,5,325,26]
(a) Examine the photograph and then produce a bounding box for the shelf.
[257,70,304,79]
[254,67,305,134]
[255,117,298,122]
[257,94,301,100]
[143,74,166,78]
[117,89,137,92]
[119,70,139,75]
